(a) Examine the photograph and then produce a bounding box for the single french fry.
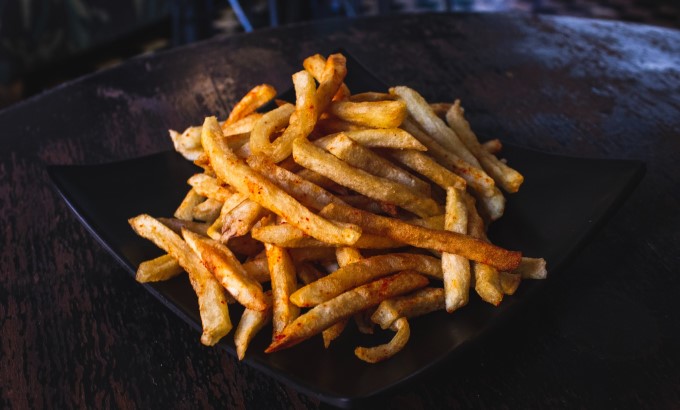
[446,100,524,193]
[320,203,521,271]
[129,214,231,346]
[290,253,442,307]
[174,188,204,220]
[265,243,299,335]
[355,317,410,363]
[251,222,403,249]
[136,254,184,283]
[500,271,521,295]
[318,128,427,151]
[442,187,471,312]
[293,137,441,218]
[268,71,318,162]
[473,262,503,306]
[348,92,396,102]
[222,112,263,137]
[513,257,548,279]
[169,126,203,161]
[387,149,466,191]
[482,138,503,155]
[188,173,235,202]
[224,84,276,126]
[265,271,429,353]
[408,214,445,231]
[234,291,272,360]
[371,287,445,329]
[335,247,362,267]
[462,193,488,242]
[328,100,407,129]
[201,116,361,245]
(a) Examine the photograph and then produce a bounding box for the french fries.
[293,137,441,218]
[442,187,471,312]
[129,214,231,346]
[290,253,443,307]
[355,317,410,363]
[320,203,521,271]
[201,115,361,246]
[182,229,267,311]
[129,52,546,362]
[265,271,428,353]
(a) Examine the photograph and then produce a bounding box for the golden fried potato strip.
[188,173,235,202]
[321,203,521,271]
[136,254,183,283]
[174,188,204,221]
[234,291,272,360]
[224,84,276,126]
[442,187,471,312]
[328,100,407,129]
[329,128,427,151]
[249,103,295,158]
[355,317,410,363]
[514,257,548,279]
[371,287,445,329]
[265,271,429,353]
[265,243,300,335]
[387,149,466,191]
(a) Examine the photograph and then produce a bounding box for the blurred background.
[0,0,678,109]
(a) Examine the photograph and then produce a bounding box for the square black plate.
[47,54,645,408]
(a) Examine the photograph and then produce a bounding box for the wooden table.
[1,13,679,409]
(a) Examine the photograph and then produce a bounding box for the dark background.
[0,0,679,108]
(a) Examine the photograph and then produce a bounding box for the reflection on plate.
[47,53,645,408]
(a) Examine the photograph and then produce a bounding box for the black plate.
[47,54,645,408]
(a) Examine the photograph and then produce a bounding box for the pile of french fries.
[129,53,547,363]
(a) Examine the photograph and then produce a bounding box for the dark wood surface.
[1,12,679,409]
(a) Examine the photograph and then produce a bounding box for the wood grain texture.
[1,13,679,409]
